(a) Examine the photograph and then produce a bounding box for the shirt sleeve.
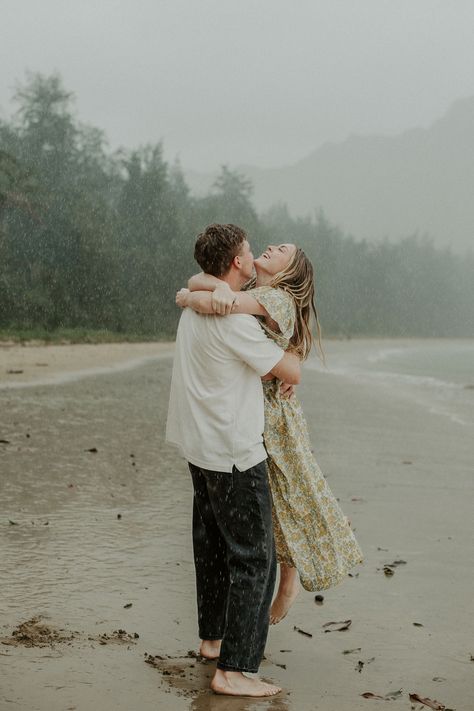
[223,314,284,376]
[246,286,295,340]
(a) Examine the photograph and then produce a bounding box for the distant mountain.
[186,97,474,252]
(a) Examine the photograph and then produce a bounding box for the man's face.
[237,240,255,280]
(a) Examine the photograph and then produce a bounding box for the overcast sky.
[2,0,474,171]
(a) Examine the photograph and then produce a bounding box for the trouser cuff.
[217,661,259,674]
[199,634,223,641]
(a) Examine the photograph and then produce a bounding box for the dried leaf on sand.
[293,625,313,637]
[408,692,446,710]
[383,559,407,576]
[361,692,385,700]
[323,619,352,632]
[356,657,375,672]
[361,689,402,701]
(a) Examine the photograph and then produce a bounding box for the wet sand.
[0,341,174,387]
[1,341,473,711]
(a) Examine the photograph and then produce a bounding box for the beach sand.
[1,341,473,711]
[0,341,174,387]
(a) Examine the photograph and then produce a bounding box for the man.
[166,223,300,697]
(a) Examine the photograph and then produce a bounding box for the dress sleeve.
[246,286,296,341]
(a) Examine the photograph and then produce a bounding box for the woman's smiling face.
[254,243,297,276]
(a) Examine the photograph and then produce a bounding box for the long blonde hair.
[270,248,324,362]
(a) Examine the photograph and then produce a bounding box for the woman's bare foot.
[199,639,222,659]
[270,565,300,624]
[211,669,281,697]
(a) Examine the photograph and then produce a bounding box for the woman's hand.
[259,379,295,396]
[279,382,295,399]
[211,284,239,316]
[176,288,190,308]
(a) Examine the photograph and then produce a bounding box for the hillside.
[187,97,474,252]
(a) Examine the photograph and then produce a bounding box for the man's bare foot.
[270,565,300,624]
[199,639,221,660]
[211,669,281,697]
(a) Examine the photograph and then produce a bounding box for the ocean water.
[307,339,474,429]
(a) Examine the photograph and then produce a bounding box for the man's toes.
[264,684,282,696]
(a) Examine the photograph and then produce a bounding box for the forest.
[1,73,473,340]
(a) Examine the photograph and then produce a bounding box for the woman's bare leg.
[269,564,300,624]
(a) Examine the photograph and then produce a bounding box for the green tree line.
[1,73,473,339]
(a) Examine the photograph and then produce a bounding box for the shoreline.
[2,335,473,385]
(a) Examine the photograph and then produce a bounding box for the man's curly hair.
[194,223,248,277]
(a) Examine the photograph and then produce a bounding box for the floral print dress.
[248,286,363,591]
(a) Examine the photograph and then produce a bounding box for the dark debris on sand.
[0,617,77,648]
[93,629,139,645]
[144,652,209,700]
[0,617,141,650]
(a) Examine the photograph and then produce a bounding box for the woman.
[177,243,362,623]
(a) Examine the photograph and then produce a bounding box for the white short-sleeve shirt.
[166,308,283,473]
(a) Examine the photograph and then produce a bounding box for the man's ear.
[232,255,241,269]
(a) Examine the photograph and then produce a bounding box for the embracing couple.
[166,223,362,697]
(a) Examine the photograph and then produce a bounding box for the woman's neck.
[255,270,273,287]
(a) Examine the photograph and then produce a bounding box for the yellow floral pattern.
[248,286,363,591]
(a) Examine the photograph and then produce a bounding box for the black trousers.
[188,460,276,673]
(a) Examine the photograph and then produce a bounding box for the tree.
[196,165,259,232]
